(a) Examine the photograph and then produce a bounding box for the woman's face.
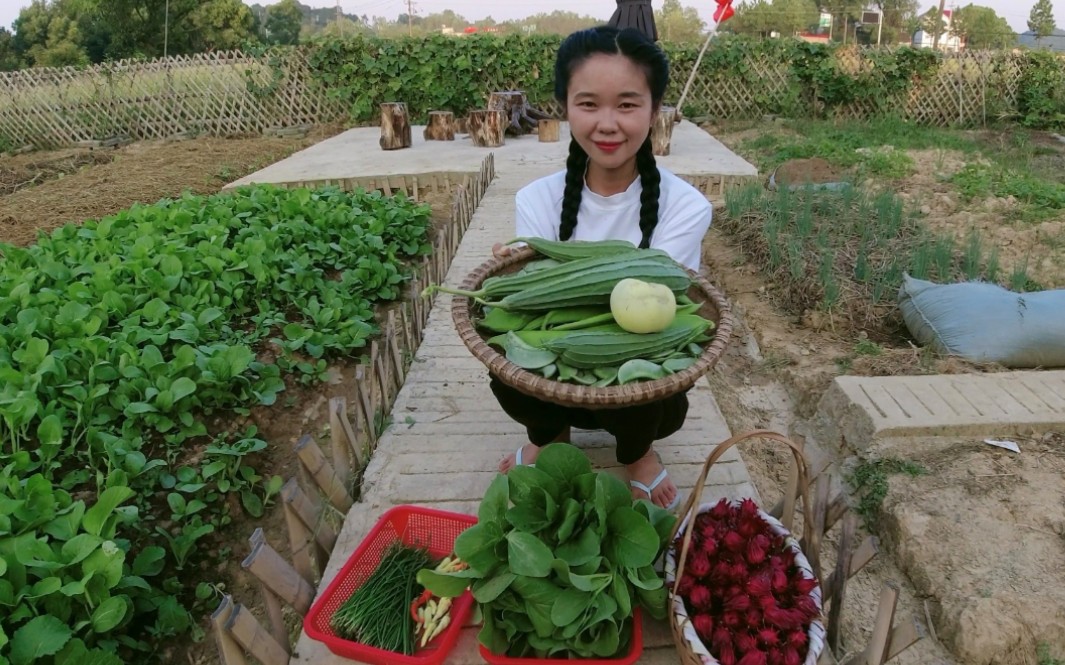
[566,53,656,179]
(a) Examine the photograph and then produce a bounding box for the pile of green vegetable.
[0,184,431,664]
[425,238,717,386]
[417,443,677,660]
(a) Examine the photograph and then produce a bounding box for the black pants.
[489,374,689,465]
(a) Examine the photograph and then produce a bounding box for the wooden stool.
[651,105,677,156]
[538,119,560,143]
[379,102,411,150]
[424,111,455,141]
[468,109,507,147]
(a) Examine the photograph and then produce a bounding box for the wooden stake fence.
[210,156,501,664]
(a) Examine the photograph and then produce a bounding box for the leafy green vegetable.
[418,442,676,659]
[0,184,433,663]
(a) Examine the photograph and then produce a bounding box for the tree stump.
[468,110,507,147]
[538,119,560,143]
[379,102,412,150]
[455,116,469,134]
[487,90,552,136]
[651,105,677,156]
[423,111,455,141]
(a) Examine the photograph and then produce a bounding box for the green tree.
[188,0,257,51]
[730,0,817,37]
[511,11,599,35]
[1027,0,1056,38]
[874,0,919,44]
[11,1,88,66]
[771,0,818,36]
[0,28,18,70]
[97,0,199,58]
[952,4,1014,48]
[822,0,864,39]
[265,0,303,44]
[655,0,706,42]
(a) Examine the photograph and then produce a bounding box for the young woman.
[490,25,712,510]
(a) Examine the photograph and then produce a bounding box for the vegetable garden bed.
[0,157,493,665]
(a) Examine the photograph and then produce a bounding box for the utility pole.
[164,0,170,57]
[932,0,946,50]
[336,0,343,37]
[407,0,413,36]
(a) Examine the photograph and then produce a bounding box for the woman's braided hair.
[554,26,669,248]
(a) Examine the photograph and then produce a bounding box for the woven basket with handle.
[450,246,734,409]
[665,430,827,665]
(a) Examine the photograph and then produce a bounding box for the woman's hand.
[492,242,512,259]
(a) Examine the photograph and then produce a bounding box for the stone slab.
[816,370,1065,452]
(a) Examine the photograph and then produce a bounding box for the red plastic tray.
[478,607,643,665]
[304,505,477,665]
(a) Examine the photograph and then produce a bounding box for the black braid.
[559,138,589,241]
[635,137,660,249]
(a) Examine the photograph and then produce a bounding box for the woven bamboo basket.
[450,246,734,409]
[665,430,827,665]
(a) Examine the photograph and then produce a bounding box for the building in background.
[912,8,963,51]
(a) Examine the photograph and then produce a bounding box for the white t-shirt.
[514,167,712,271]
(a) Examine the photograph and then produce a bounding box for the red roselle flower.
[710,498,733,521]
[723,610,743,629]
[794,595,819,619]
[738,497,760,520]
[723,530,746,553]
[699,529,719,556]
[687,551,712,579]
[764,606,805,631]
[734,631,757,654]
[783,646,802,665]
[746,534,769,565]
[772,569,790,593]
[730,561,751,584]
[676,574,696,596]
[757,627,780,646]
[745,608,763,627]
[737,649,768,665]
[693,613,715,641]
[792,575,818,596]
[787,629,808,649]
[747,573,772,598]
[711,561,732,585]
[767,647,784,665]
[725,593,751,613]
[712,626,733,654]
[690,584,714,610]
[719,646,738,665]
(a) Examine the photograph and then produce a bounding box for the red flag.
[713,0,734,24]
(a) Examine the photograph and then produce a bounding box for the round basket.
[450,246,735,409]
[665,431,826,665]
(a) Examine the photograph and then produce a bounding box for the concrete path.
[262,125,761,664]
[816,371,1065,453]
[227,120,758,189]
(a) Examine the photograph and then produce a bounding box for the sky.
[1,0,1063,36]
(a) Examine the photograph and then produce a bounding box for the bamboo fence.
[0,46,1033,151]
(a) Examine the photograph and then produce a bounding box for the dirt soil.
[773,157,845,187]
[703,122,1065,665]
[0,125,342,246]
[881,432,1065,665]
[890,149,1065,290]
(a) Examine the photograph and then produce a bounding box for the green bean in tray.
[423,239,717,387]
[330,542,435,654]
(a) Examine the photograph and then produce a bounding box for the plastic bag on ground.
[898,274,1065,368]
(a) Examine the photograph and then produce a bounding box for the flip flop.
[629,467,682,512]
